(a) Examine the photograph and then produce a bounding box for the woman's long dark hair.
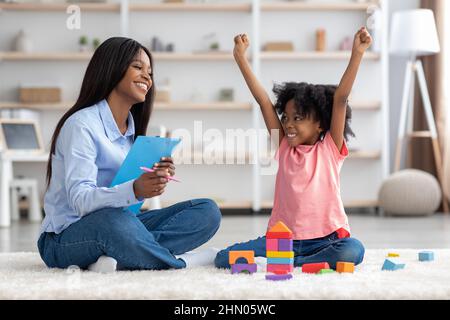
[45,37,155,190]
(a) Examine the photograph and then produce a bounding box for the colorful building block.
[269,221,292,233]
[336,262,355,273]
[231,263,257,274]
[266,232,292,239]
[278,239,293,251]
[267,264,293,273]
[267,257,294,265]
[418,251,434,262]
[301,262,330,274]
[265,274,293,281]
[266,251,294,259]
[317,269,335,275]
[266,221,293,239]
[266,239,278,251]
[382,259,405,271]
[229,251,255,265]
[387,252,400,258]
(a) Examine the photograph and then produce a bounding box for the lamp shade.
[390,9,440,57]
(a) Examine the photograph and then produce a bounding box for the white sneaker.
[176,248,220,268]
[87,256,117,273]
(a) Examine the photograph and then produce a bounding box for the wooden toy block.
[278,239,293,251]
[382,259,405,271]
[268,221,292,233]
[317,269,335,275]
[266,239,278,251]
[265,274,293,281]
[301,262,330,274]
[419,251,434,262]
[267,257,294,265]
[266,251,294,259]
[231,263,257,274]
[266,232,292,239]
[336,262,355,273]
[229,250,255,265]
[387,252,400,257]
[267,264,293,273]
[272,270,289,275]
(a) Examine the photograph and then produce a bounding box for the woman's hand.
[353,27,372,54]
[154,157,176,177]
[233,34,250,60]
[133,168,169,199]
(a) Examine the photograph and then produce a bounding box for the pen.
[139,166,181,183]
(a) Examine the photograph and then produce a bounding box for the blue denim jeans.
[215,232,365,270]
[37,199,221,270]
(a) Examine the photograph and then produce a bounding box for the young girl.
[38,37,221,272]
[215,27,372,270]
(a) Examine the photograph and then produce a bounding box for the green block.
[317,269,335,275]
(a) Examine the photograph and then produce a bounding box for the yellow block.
[266,251,294,258]
[387,253,400,258]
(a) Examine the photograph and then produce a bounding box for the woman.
[37,37,221,272]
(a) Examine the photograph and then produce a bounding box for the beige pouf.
[379,169,441,216]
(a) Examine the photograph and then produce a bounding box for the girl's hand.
[353,27,372,54]
[154,157,176,177]
[133,169,169,199]
[233,34,250,59]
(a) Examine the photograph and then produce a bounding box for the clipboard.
[110,135,181,213]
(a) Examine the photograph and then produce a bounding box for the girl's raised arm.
[331,27,372,152]
[233,34,284,143]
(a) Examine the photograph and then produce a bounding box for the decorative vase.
[14,30,33,53]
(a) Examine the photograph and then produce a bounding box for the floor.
[2,212,450,253]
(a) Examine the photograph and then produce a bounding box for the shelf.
[261,2,378,12]
[156,102,252,110]
[0,101,252,111]
[261,199,379,209]
[0,2,120,12]
[0,2,377,13]
[260,51,381,61]
[348,150,381,160]
[154,52,235,61]
[0,52,92,61]
[350,101,381,111]
[0,51,380,62]
[129,3,251,12]
[0,51,237,62]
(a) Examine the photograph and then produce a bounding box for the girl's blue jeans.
[215,232,365,270]
[37,199,221,270]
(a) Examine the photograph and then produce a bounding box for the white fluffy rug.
[1,249,450,300]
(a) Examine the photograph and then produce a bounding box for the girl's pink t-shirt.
[268,132,351,240]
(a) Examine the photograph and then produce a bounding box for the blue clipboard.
[110,135,181,214]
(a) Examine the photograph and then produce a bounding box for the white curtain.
[444,1,450,203]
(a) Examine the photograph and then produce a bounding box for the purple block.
[231,263,257,274]
[278,239,293,251]
[265,274,293,281]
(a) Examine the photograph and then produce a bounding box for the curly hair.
[273,82,355,141]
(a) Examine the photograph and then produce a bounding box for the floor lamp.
[391,9,449,213]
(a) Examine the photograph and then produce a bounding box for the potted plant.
[79,35,89,52]
[92,38,101,50]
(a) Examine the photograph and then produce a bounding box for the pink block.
[266,239,278,251]
[278,239,293,251]
[267,264,294,273]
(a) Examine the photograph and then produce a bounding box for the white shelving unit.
[0,0,389,211]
